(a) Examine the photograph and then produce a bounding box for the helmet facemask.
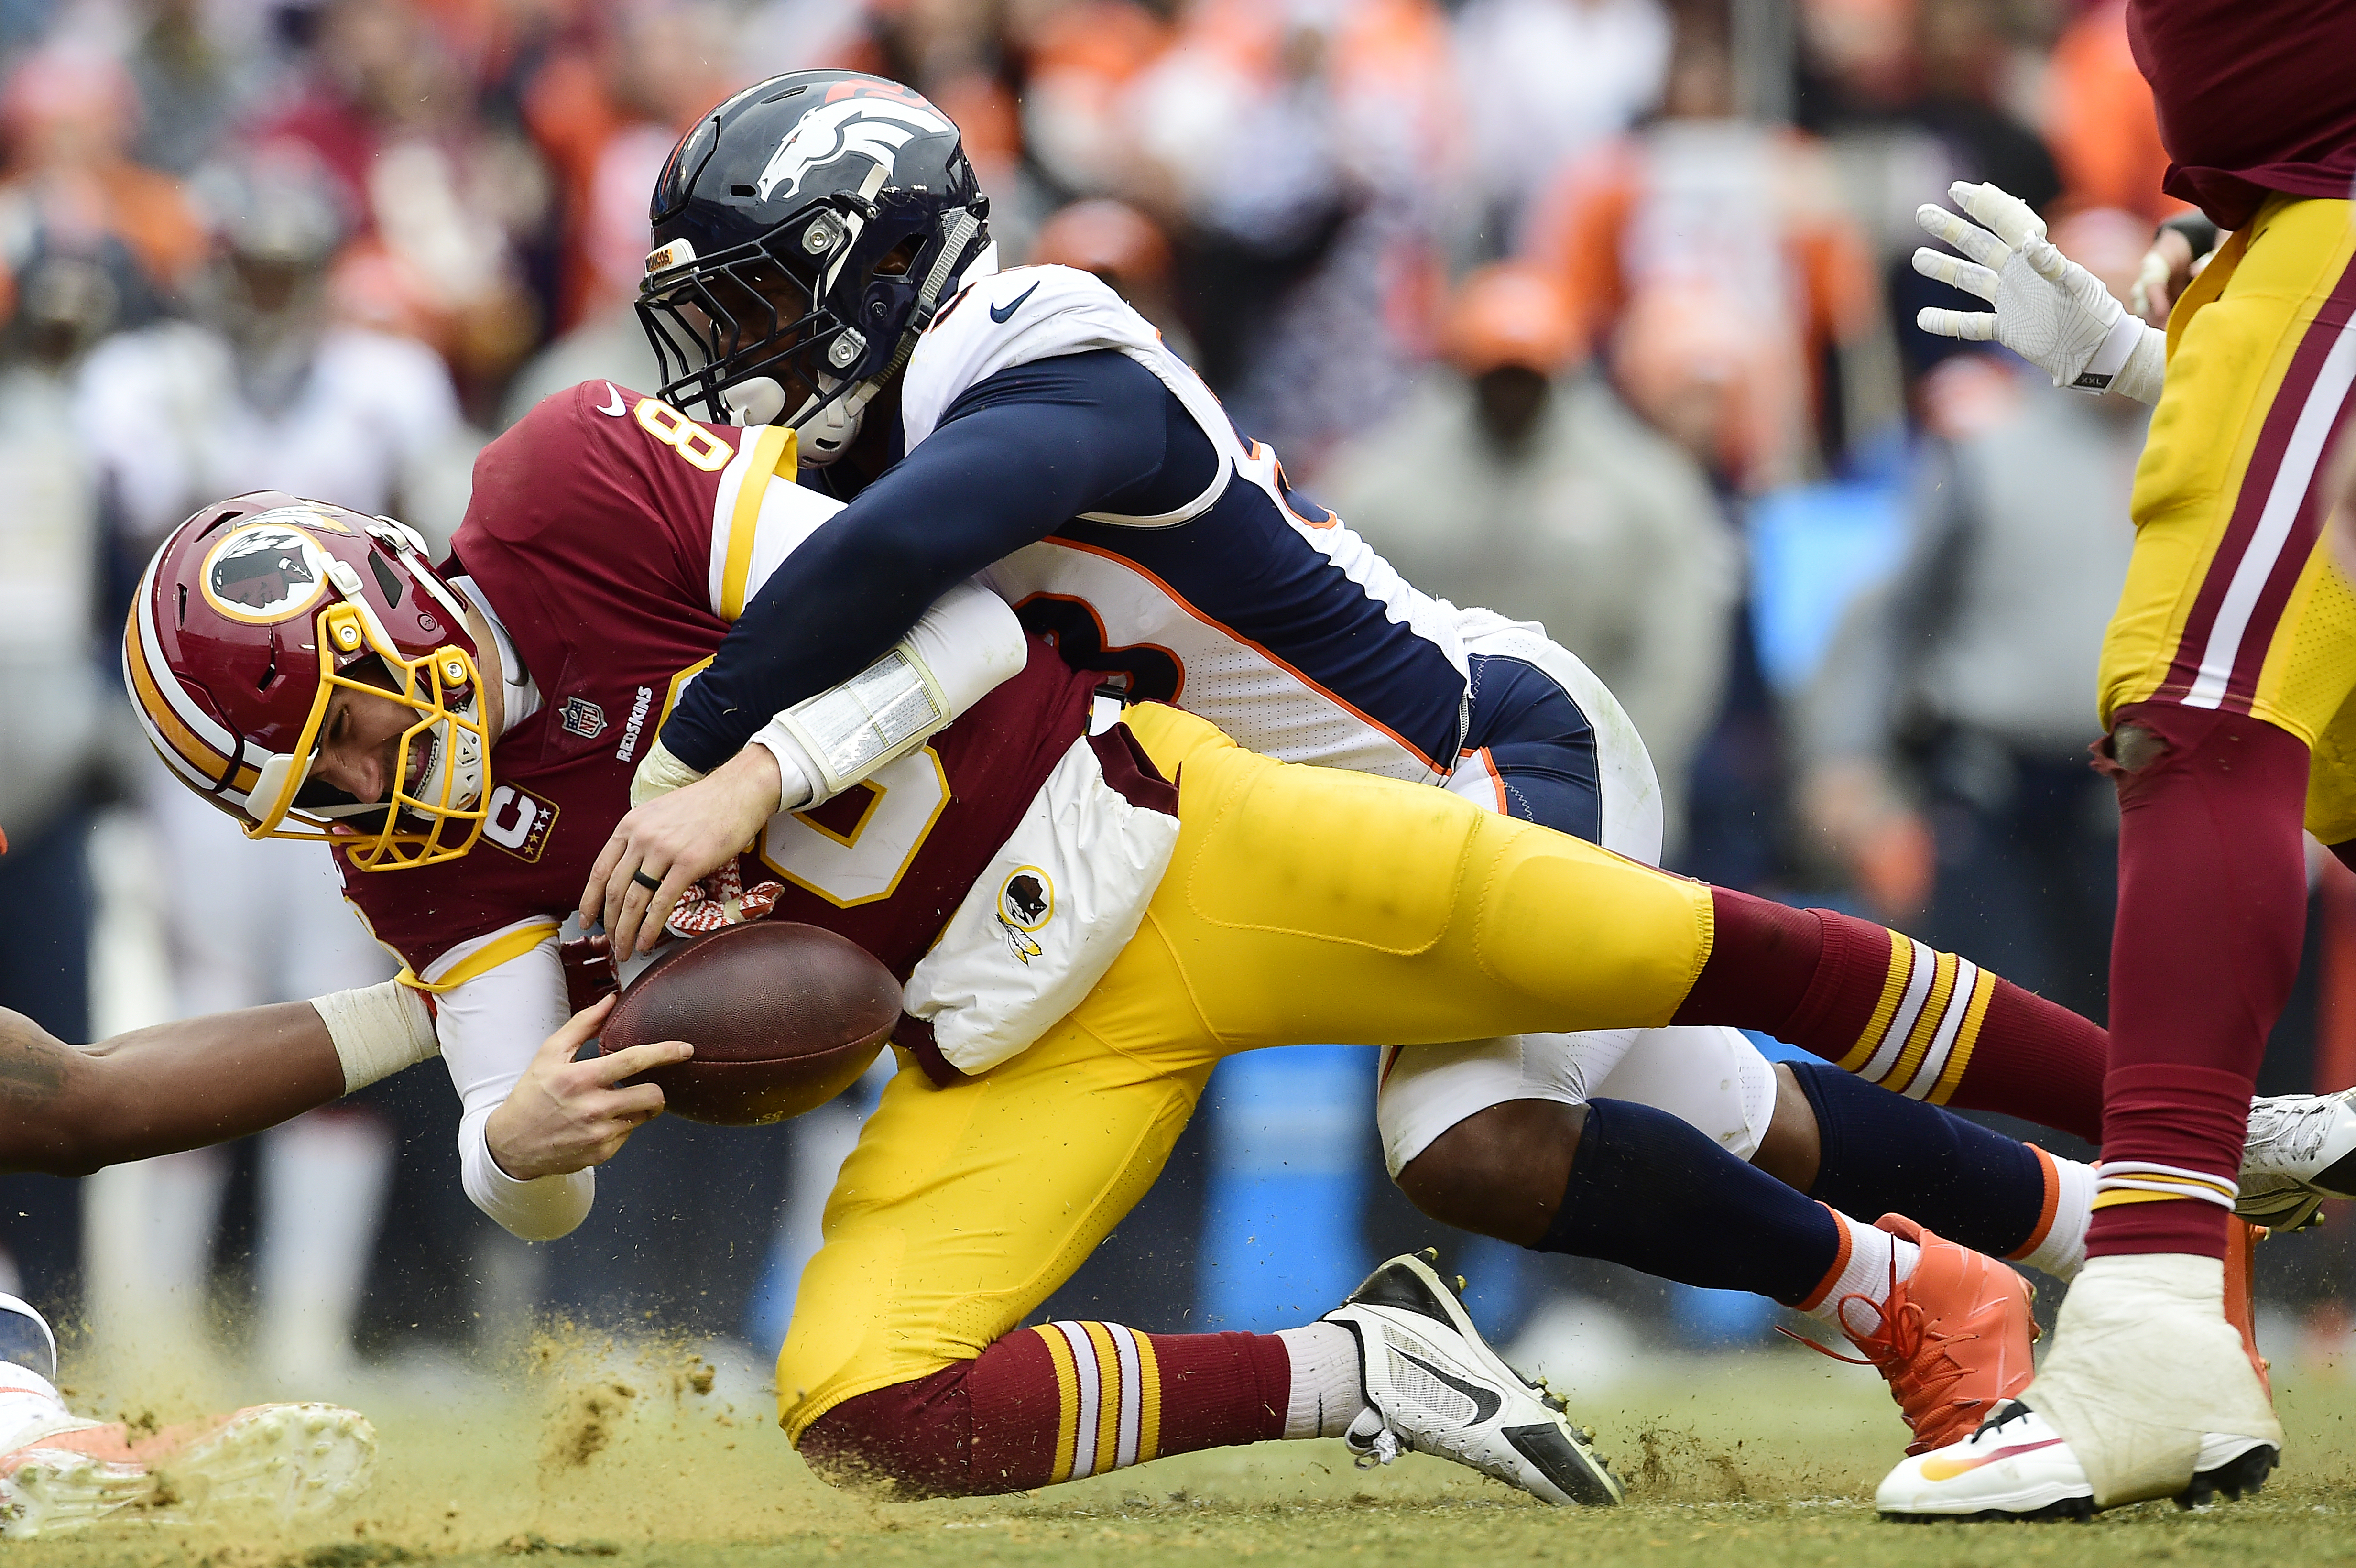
[638,181,988,458]
[127,501,494,874]
[246,586,491,871]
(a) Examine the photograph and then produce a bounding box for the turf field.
[18,1336,2356,1568]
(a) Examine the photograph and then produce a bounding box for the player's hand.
[1912,181,2141,392]
[581,746,785,958]
[483,995,689,1180]
[2132,226,2196,327]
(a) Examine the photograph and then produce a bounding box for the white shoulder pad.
[900,265,1168,452]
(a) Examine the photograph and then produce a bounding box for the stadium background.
[1,0,2352,1418]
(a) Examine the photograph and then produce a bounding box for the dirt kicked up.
[14,1336,2356,1568]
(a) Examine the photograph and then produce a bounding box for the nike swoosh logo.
[989,282,1040,324]
[598,382,627,416]
[1917,1437,2066,1481]
[1396,1350,1503,1425]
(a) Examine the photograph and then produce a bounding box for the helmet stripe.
[123,599,258,795]
[127,552,250,761]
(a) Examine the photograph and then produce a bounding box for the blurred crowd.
[1,0,2352,1391]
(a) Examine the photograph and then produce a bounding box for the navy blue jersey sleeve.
[657,349,1213,772]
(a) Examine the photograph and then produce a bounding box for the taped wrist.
[312,980,440,1093]
[760,643,951,806]
[630,739,706,807]
[2111,322,2168,405]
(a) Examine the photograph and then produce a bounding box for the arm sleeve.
[430,931,594,1241]
[656,350,1178,773]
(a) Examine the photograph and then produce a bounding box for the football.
[598,921,902,1126]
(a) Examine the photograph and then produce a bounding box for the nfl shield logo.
[560,696,608,740]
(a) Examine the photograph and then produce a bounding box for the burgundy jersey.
[2128,0,2356,227]
[339,380,1096,981]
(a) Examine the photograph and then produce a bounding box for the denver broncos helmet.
[637,71,993,461]
[124,493,491,870]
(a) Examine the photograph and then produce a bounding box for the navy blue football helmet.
[638,71,992,460]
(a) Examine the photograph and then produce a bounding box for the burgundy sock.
[799,1325,1290,1496]
[2089,702,2311,1262]
[1672,889,2107,1141]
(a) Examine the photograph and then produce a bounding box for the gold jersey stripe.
[720,424,797,621]
[398,921,560,995]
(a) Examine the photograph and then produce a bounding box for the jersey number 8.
[636,398,732,473]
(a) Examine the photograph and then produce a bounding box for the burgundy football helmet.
[124,492,490,870]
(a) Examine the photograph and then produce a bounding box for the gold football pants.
[776,702,1714,1437]
[2099,194,2356,837]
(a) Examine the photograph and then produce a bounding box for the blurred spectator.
[1796,210,2150,1025]
[1526,29,1876,482]
[523,2,733,335]
[1129,0,1461,467]
[1451,0,1671,250]
[1029,196,1196,359]
[248,0,545,416]
[75,145,464,550]
[123,0,266,176]
[1327,263,1733,847]
[70,146,463,1383]
[2041,0,2188,225]
[0,237,126,1309]
[0,44,205,301]
[1014,0,1170,202]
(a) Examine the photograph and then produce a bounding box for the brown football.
[599,922,901,1126]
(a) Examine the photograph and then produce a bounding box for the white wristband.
[310,980,441,1093]
[748,725,820,812]
[2071,310,2148,393]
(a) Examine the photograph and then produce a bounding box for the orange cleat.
[1799,1215,2038,1455]
[2223,1218,2273,1398]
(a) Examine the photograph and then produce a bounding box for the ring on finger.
[631,869,664,893]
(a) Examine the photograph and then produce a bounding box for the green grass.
[20,1344,2356,1568]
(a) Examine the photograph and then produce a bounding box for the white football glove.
[1912,181,2166,404]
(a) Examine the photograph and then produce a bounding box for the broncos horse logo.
[755,97,954,205]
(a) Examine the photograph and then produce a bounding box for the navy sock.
[1536,1098,1838,1306]
[1789,1062,2047,1257]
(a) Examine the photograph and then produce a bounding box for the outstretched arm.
[653,350,1184,775]
[0,1002,349,1176]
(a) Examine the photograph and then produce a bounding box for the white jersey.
[907,264,1476,784]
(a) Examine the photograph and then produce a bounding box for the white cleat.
[1877,1400,2276,1521]
[0,1402,376,1539]
[2238,1088,2356,1230]
[1323,1250,1622,1507]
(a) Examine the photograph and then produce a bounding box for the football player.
[600,68,2124,1352]
[121,390,2341,1503]
[1890,0,2356,1515]
[0,1245,373,1536]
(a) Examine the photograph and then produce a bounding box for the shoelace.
[2246,1098,2339,1167]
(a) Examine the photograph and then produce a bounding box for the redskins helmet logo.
[199,514,335,624]
[754,97,952,205]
